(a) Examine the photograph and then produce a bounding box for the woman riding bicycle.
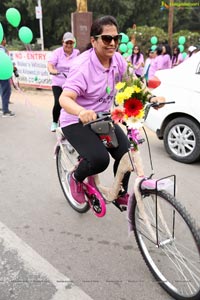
[59,15,165,205]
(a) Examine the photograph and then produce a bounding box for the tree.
[1,0,199,49]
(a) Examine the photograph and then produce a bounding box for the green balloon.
[74,38,76,48]
[119,43,128,53]
[0,52,13,80]
[120,33,129,44]
[0,23,4,43]
[151,36,158,45]
[127,48,132,55]
[18,26,33,44]
[123,53,129,58]
[178,36,186,45]
[182,52,187,59]
[151,45,157,51]
[127,41,134,50]
[178,44,184,53]
[6,8,21,28]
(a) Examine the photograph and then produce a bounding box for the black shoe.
[2,111,15,117]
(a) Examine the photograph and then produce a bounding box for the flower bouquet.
[111,65,151,150]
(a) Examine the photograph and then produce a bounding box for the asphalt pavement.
[0,88,93,300]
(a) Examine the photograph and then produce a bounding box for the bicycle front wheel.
[56,144,90,213]
[133,190,200,300]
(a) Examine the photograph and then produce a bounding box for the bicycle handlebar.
[83,101,175,126]
[144,101,175,120]
[83,112,111,126]
[148,101,175,108]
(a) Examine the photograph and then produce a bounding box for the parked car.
[145,51,200,164]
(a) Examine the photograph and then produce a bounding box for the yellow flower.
[115,82,126,91]
[123,86,134,99]
[133,85,141,93]
[137,109,145,119]
[115,92,125,105]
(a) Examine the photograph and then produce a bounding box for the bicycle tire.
[132,189,200,300]
[56,145,90,213]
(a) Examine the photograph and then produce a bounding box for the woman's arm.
[47,62,59,75]
[59,90,96,123]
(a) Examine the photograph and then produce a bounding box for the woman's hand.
[78,109,97,124]
[150,96,166,109]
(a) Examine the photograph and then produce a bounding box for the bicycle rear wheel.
[133,190,200,300]
[56,144,90,213]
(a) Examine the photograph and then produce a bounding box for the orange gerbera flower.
[111,107,125,123]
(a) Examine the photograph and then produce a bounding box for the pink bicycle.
[55,104,200,300]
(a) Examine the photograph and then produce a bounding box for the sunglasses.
[134,47,139,50]
[64,41,74,45]
[95,34,122,45]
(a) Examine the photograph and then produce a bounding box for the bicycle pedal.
[112,200,127,212]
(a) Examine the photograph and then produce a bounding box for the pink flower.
[111,108,125,123]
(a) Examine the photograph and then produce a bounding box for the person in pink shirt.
[142,48,155,81]
[59,15,165,205]
[162,44,172,69]
[47,32,80,132]
[171,46,183,68]
[127,45,144,78]
[148,45,163,80]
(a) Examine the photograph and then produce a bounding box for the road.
[0,88,199,300]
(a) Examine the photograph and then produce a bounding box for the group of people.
[125,43,198,82]
[48,15,165,205]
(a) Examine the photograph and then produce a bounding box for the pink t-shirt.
[172,53,183,67]
[60,48,127,127]
[48,47,80,87]
[148,55,163,79]
[127,53,144,76]
[162,54,171,69]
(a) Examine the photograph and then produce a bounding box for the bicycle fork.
[128,176,176,247]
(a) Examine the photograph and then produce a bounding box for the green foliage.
[127,26,168,54]
[0,0,199,50]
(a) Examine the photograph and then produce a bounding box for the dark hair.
[155,45,163,56]
[163,43,172,58]
[131,46,142,64]
[172,46,180,64]
[90,15,119,37]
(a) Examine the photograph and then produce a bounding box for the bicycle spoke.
[134,190,200,299]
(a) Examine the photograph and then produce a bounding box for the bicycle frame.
[55,123,176,242]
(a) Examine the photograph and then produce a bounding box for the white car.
[145,51,200,164]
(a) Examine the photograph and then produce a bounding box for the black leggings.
[62,122,131,193]
[52,86,62,123]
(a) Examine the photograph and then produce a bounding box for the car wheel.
[163,117,200,163]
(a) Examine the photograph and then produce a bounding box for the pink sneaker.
[68,173,86,204]
[115,193,129,211]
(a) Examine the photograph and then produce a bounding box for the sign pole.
[36,0,44,50]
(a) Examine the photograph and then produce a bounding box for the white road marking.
[0,221,93,300]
